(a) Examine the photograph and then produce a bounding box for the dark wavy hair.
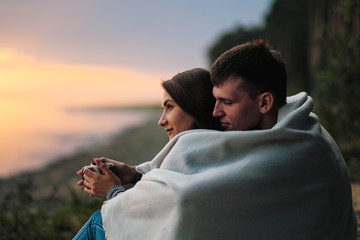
[162,68,222,130]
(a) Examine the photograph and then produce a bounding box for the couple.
[75,39,357,240]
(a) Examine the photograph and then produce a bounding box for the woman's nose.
[158,114,167,127]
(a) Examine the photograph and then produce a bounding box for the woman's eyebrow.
[162,99,174,107]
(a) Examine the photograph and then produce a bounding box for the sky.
[0,0,274,106]
[0,1,274,176]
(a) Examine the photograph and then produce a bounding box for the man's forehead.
[216,76,246,90]
[213,78,243,99]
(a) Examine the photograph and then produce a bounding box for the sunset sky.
[0,1,275,177]
[0,0,273,107]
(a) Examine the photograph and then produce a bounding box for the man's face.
[212,77,262,131]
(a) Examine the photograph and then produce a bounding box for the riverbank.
[0,108,168,201]
[0,108,170,239]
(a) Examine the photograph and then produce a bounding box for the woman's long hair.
[162,68,222,130]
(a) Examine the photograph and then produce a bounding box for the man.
[87,40,358,239]
[211,39,287,132]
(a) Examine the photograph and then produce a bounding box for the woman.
[74,68,221,239]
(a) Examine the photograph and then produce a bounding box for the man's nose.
[158,113,167,127]
[213,102,224,118]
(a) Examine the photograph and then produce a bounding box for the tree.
[314,0,360,178]
[207,26,265,66]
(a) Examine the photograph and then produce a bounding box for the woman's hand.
[75,157,137,199]
[80,159,122,199]
[94,157,137,185]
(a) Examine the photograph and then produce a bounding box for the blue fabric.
[73,210,106,240]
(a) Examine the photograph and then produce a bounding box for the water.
[0,97,150,178]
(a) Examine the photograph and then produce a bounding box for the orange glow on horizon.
[0,48,164,107]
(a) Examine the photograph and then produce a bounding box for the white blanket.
[102,92,357,240]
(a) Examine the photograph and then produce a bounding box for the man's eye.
[223,101,232,105]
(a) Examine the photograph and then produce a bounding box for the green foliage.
[207,26,265,65]
[0,178,102,239]
[313,0,360,179]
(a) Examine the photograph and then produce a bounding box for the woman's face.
[158,91,195,140]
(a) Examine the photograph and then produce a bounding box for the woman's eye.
[166,104,174,109]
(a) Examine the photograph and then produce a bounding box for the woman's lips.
[166,128,173,136]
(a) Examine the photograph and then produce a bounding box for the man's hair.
[210,39,287,107]
[162,68,222,130]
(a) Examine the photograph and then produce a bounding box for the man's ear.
[258,92,274,114]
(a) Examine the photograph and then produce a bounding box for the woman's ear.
[258,92,274,114]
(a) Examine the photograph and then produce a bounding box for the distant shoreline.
[0,105,161,179]
[0,107,167,201]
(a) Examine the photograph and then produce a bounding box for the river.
[0,95,150,178]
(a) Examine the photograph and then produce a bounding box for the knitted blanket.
[102,92,357,240]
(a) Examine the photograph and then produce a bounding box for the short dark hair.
[210,39,287,107]
[162,68,222,130]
